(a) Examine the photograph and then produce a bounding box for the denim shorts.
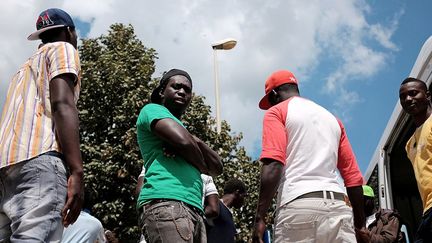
[0,153,67,242]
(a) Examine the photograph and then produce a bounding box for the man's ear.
[273,90,281,103]
[63,27,73,43]
[159,89,164,99]
[427,90,431,101]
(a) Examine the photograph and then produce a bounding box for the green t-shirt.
[136,103,203,211]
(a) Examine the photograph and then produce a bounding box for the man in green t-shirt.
[136,69,223,243]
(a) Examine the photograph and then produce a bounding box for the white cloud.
[370,8,403,51]
[0,0,401,159]
[332,88,362,122]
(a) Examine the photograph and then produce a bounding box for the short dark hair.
[278,83,299,93]
[83,187,96,211]
[223,178,247,194]
[401,77,427,91]
[40,26,74,44]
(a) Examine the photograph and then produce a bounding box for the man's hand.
[192,135,222,176]
[251,160,283,243]
[62,172,84,227]
[162,143,176,158]
[355,227,370,243]
[251,218,266,243]
[151,118,208,173]
[192,135,201,143]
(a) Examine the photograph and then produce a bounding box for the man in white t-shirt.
[61,211,106,243]
[252,70,366,243]
[62,190,107,243]
[201,174,220,219]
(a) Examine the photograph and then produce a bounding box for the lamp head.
[212,38,237,50]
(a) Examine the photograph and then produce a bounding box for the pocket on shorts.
[153,203,187,221]
[340,217,355,240]
[147,203,193,241]
[10,160,41,218]
[283,220,317,243]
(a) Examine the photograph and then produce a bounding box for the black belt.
[42,151,65,160]
[297,191,346,201]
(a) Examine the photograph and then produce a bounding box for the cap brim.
[259,93,272,110]
[27,24,65,40]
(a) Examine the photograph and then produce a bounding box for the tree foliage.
[78,23,157,241]
[78,23,264,242]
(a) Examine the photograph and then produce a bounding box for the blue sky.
[330,1,432,172]
[0,0,431,175]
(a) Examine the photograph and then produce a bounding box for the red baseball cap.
[259,70,298,110]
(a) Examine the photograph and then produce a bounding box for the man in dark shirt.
[206,178,247,243]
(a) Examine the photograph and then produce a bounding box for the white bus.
[364,36,432,242]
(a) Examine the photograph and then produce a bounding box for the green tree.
[78,23,263,242]
[78,23,157,241]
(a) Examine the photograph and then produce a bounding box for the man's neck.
[280,91,299,102]
[414,107,432,127]
[221,195,234,208]
[169,109,183,119]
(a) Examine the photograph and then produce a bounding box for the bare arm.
[204,194,220,218]
[49,73,83,227]
[135,176,144,197]
[152,118,209,174]
[194,137,222,176]
[252,159,283,243]
[347,186,368,243]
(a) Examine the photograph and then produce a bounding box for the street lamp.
[212,38,237,133]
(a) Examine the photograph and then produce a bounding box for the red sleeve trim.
[336,119,364,187]
[260,99,290,165]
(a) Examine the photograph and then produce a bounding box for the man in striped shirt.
[0,8,83,242]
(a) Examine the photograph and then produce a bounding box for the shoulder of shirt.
[144,103,167,111]
[37,42,77,58]
[423,114,432,127]
[142,103,174,118]
[265,96,304,113]
[201,174,211,181]
[42,41,75,51]
[144,103,162,109]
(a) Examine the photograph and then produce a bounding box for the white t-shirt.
[62,211,106,243]
[201,174,218,197]
[260,97,363,208]
[366,215,376,228]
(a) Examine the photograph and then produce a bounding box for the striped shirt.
[0,41,81,168]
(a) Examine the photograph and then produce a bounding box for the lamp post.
[212,38,237,133]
